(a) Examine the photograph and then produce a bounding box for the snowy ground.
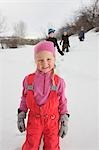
[0,30,98,150]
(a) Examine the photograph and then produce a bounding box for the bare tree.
[13,21,27,38]
[57,0,99,36]
[0,13,6,33]
[70,0,99,32]
[93,0,99,28]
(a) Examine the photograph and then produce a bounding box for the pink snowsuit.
[19,70,69,150]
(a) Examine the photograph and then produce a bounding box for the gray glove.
[17,111,26,133]
[59,114,68,138]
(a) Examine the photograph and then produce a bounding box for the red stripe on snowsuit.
[22,73,60,150]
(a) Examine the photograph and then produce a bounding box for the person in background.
[17,40,70,150]
[60,30,70,52]
[78,27,85,41]
[46,28,64,56]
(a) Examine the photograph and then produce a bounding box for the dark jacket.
[61,34,70,45]
[79,31,85,39]
[46,37,64,56]
[46,37,60,50]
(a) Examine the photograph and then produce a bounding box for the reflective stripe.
[27,85,34,91]
[51,85,57,91]
[27,85,57,91]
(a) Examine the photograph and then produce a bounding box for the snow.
[0,30,98,150]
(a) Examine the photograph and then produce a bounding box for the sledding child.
[17,40,70,150]
[46,28,64,56]
[60,30,70,52]
[78,27,85,41]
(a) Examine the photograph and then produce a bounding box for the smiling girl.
[17,40,69,150]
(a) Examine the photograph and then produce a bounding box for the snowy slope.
[0,30,98,150]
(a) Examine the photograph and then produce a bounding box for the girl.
[17,40,69,150]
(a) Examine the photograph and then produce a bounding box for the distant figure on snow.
[46,28,64,56]
[60,30,70,52]
[78,27,85,41]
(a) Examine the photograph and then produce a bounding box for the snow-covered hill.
[0,30,98,150]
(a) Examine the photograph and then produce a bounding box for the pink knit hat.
[34,40,56,56]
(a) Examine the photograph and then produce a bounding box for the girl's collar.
[35,69,53,76]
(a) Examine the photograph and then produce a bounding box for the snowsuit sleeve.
[58,78,69,115]
[54,38,61,52]
[60,35,63,43]
[67,35,70,45]
[19,76,28,113]
[61,34,64,43]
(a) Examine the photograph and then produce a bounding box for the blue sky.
[0,0,93,38]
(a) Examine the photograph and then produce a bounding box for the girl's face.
[35,51,55,73]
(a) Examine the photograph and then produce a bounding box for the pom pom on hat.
[34,40,56,56]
